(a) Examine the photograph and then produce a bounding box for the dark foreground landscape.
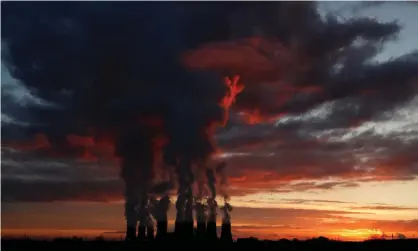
[3,237,418,251]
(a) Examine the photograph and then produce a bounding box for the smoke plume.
[216,161,229,199]
[116,123,160,230]
[3,2,417,237]
[206,168,217,199]
[221,202,233,224]
[195,199,208,224]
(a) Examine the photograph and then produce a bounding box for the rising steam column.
[155,195,170,240]
[195,201,207,240]
[184,193,195,239]
[220,202,233,242]
[174,192,186,239]
[206,198,218,240]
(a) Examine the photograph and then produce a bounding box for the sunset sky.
[2,1,418,242]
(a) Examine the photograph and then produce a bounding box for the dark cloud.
[1,146,121,202]
[2,124,417,202]
[2,127,417,202]
[1,1,418,205]
[1,178,122,203]
[2,1,416,146]
[217,94,418,191]
[223,136,418,191]
[0,154,362,202]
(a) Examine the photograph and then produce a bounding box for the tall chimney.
[221,202,233,242]
[137,225,146,240]
[125,207,137,241]
[155,195,170,240]
[221,223,232,242]
[184,196,194,239]
[124,198,137,241]
[197,221,206,239]
[137,196,148,241]
[146,216,155,241]
[125,224,136,241]
[206,220,217,240]
[174,192,186,239]
[175,155,188,240]
[195,202,207,239]
[206,198,218,240]
[174,220,183,238]
[156,220,168,240]
[146,226,154,241]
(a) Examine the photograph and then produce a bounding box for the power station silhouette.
[125,207,233,242]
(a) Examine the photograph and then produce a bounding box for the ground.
[2,237,418,251]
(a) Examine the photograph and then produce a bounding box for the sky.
[1,1,418,241]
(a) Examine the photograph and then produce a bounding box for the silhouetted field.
[2,237,418,251]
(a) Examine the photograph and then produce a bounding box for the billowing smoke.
[175,191,187,223]
[195,199,208,225]
[150,195,170,238]
[151,195,171,222]
[116,123,161,233]
[216,161,232,224]
[206,168,217,199]
[3,1,418,239]
[207,197,218,225]
[221,202,233,224]
[206,168,218,222]
[1,2,239,236]
[216,161,229,199]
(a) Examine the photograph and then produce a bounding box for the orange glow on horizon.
[2,226,414,242]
